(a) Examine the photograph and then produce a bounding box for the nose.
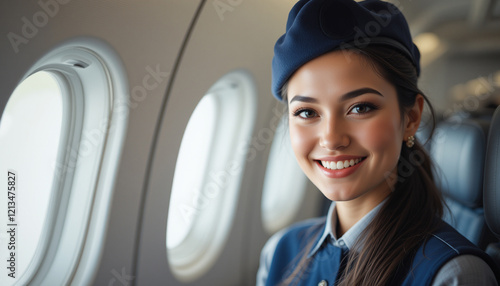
[318,117,350,151]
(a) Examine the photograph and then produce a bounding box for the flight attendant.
[257,0,499,285]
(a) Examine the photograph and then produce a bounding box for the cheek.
[289,124,316,158]
[357,114,403,153]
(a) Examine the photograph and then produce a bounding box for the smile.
[320,157,366,170]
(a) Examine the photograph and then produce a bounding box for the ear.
[404,94,424,140]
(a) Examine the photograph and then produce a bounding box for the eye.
[293,108,318,119]
[349,102,378,115]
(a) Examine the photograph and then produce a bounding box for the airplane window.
[0,71,63,283]
[261,116,308,234]
[167,70,256,282]
[167,94,217,249]
[0,40,128,286]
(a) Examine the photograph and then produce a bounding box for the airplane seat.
[484,105,500,268]
[431,116,494,249]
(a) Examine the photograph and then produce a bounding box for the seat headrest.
[484,106,500,239]
[431,119,487,208]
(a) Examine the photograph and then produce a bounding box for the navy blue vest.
[265,219,499,285]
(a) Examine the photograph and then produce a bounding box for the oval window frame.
[4,38,129,286]
[166,70,257,282]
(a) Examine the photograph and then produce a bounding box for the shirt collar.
[308,198,387,258]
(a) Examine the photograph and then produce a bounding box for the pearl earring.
[406,135,415,148]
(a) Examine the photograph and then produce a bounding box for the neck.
[335,191,390,237]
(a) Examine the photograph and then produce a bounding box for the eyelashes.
[349,102,380,114]
[292,108,318,119]
[291,102,380,119]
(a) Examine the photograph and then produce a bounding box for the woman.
[257,0,499,285]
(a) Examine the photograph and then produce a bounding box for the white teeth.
[321,158,364,170]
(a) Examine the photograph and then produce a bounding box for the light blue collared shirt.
[307,200,385,258]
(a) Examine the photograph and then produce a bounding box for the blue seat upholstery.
[484,106,500,268]
[431,117,493,248]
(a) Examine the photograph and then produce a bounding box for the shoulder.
[432,255,498,286]
[261,216,326,262]
[422,222,480,257]
[405,221,499,285]
[274,216,326,250]
[279,216,327,238]
[256,217,326,286]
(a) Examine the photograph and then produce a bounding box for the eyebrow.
[289,87,383,103]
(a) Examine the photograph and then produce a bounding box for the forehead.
[287,50,394,100]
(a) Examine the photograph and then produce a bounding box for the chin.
[319,187,357,202]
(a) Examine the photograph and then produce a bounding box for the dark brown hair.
[280,45,444,285]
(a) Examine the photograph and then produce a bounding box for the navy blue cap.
[272,0,421,100]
